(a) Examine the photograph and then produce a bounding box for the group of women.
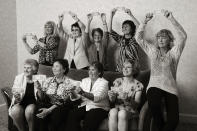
[11,7,187,131]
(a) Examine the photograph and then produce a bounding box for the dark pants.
[37,105,70,131]
[147,87,179,131]
[65,106,108,131]
[71,60,88,70]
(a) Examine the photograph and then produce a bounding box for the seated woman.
[9,59,39,131]
[85,12,109,69]
[108,59,143,131]
[109,7,140,72]
[65,61,110,131]
[22,21,60,66]
[36,59,79,131]
[135,10,187,131]
[58,12,89,69]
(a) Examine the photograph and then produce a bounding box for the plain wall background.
[0,0,17,104]
[0,0,197,123]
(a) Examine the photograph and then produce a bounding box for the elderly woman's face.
[24,64,35,77]
[45,24,53,35]
[52,62,65,77]
[88,66,100,80]
[157,35,170,48]
[122,24,132,35]
[122,62,134,77]
[71,26,81,38]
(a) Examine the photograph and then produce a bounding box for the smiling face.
[71,26,81,38]
[24,64,35,77]
[93,31,102,43]
[52,61,65,77]
[88,66,100,80]
[44,24,54,35]
[122,61,134,77]
[122,23,132,35]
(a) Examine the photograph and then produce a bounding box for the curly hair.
[53,59,69,75]
[123,59,140,78]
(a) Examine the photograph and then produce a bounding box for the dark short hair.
[71,22,82,33]
[122,20,136,37]
[53,59,69,75]
[24,59,39,74]
[124,59,140,78]
[92,28,103,38]
[90,61,104,77]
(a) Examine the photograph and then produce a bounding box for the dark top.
[20,83,36,107]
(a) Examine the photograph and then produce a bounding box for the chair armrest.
[1,87,13,108]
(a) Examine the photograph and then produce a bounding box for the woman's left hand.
[36,108,51,119]
[32,35,38,43]
[163,10,173,19]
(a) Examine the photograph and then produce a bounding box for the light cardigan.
[77,77,110,111]
[57,24,89,69]
[135,24,186,96]
[9,73,39,114]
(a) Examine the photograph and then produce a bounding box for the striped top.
[110,30,139,72]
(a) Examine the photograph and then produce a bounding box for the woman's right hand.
[13,92,21,104]
[144,13,153,24]
[108,90,117,102]
[87,13,93,22]
[111,8,117,17]
[58,13,64,22]
[22,35,27,43]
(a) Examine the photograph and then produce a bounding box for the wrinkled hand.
[74,86,84,94]
[101,13,107,22]
[144,12,154,24]
[34,81,42,90]
[111,8,117,17]
[32,35,38,43]
[163,10,173,19]
[36,108,51,119]
[69,11,78,21]
[125,8,132,16]
[58,13,64,22]
[87,13,93,21]
[22,35,27,43]
[108,90,117,102]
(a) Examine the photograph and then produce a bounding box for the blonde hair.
[44,21,57,36]
[156,29,175,50]
[124,59,140,78]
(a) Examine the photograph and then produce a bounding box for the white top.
[79,77,110,111]
[136,24,185,96]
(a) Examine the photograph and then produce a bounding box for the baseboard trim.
[179,113,197,124]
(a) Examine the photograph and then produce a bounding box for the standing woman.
[135,10,187,131]
[65,61,110,131]
[109,7,140,72]
[85,13,109,69]
[22,21,60,66]
[9,59,39,131]
[58,12,89,69]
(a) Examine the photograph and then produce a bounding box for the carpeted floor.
[0,104,197,131]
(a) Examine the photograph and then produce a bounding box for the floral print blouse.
[31,35,60,66]
[111,77,143,113]
[41,76,80,106]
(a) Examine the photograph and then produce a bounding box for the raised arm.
[135,13,154,54]
[57,13,69,40]
[85,13,93,46]
[125,8,140,28]
[22,35,40,54]
[164,10,187,53]
[109,8,117,33]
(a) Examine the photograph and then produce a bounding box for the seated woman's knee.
[9,104,24,118]
[109,108,118,119]
[118,110,128,120]
[25,104,36,120]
